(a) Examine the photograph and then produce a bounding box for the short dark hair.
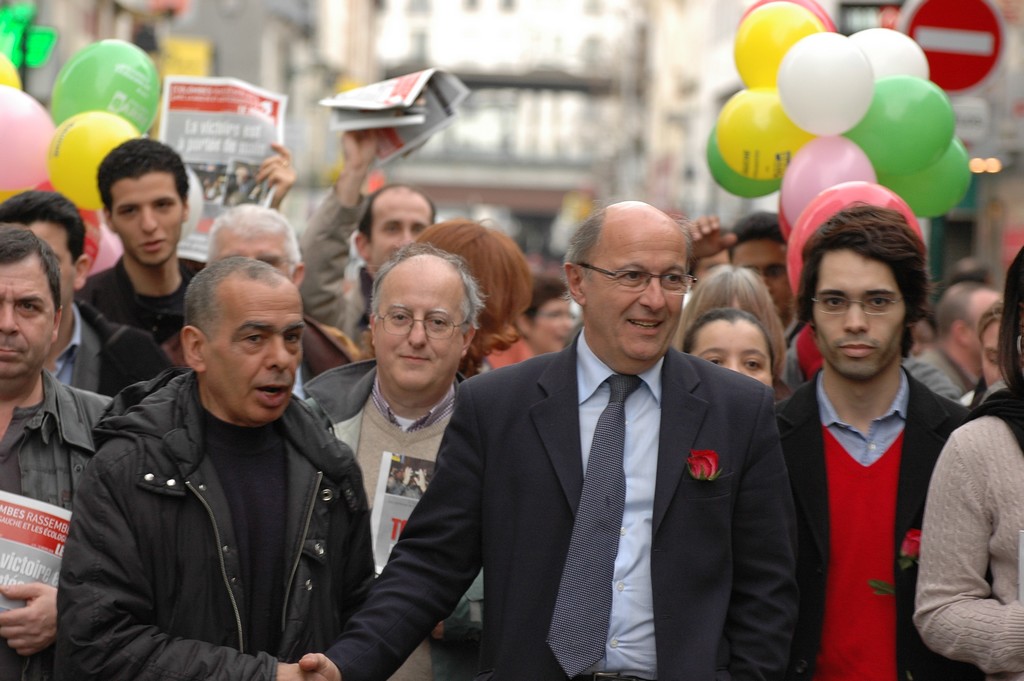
[682,307,775,372]
[98,138,189,211]
[524,274,568,317]
[0,190,87,259]
[357,184,436,240]
[184,256,288,334]
[729,211,783,258]
[0,224,62,308]
[798,204,929,356]
[1000,247,1024,397]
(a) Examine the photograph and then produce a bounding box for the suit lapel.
[530,345,584,512]
[653,350,708,535]
[778,383,830,562]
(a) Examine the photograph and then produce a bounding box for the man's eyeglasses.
[742,264,787,281]
[578,263,696,295]
[812,295,903,316]
[376,311,465,339]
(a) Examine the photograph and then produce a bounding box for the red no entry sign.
[900,0,1005,94]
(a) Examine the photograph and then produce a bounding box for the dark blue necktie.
[548,373,642,677]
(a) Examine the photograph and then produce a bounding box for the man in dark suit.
[289,201,799,681]
[777,205,981,681]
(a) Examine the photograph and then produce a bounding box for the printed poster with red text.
[370,452,435,574]
[0,491,71,610]
[158,76,287,262]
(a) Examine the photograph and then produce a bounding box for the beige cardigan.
[915,416,1024,678]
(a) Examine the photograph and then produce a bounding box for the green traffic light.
[0,3,57,69]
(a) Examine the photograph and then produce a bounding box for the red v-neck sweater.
[814,427,903,681]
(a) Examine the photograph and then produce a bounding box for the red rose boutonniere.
[898,528,922,570]
[687,450,721,481]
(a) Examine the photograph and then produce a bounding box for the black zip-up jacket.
[54,369,374,680]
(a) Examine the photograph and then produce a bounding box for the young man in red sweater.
[776,205,981,681]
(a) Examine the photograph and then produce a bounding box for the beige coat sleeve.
[299,191,366,333]
[914,417,1024,677]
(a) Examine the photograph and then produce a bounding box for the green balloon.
[51,40,160,133]
[845,76,955,176]
[707,125,781,198]
[878,138,971,218]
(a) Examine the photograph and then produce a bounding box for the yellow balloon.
[47,111,139,210]
[716,88,815,180]
[0,187,27,204]
[735,3,825,89]
[0,53,20,90]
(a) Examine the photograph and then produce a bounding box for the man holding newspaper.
[0,227,109,681]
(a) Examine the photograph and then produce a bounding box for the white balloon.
[778,32,876,136]
[183,165,204,241]
[849,28,930,80]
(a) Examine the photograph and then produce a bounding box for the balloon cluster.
[708,0,970,257]
[0,40,159,211]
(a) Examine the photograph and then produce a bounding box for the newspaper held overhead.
[158,76,287,263]
[0,491,71,610]
[319,68,470,164]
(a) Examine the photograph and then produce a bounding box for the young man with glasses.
[776,205,982,681]
[304,243,485,681]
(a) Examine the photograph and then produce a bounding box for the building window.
[411,30,428,61]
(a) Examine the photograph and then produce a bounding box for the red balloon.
[779,200,794,240]
[739,0,837,31]
[786,181,922,294]
[34,179,102,263]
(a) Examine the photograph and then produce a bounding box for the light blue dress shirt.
[576,331,661,678]
[816,369,909,466]
[52,303,83,386]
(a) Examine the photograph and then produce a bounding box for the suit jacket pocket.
[473,670,494,681]
[678,471,734,500]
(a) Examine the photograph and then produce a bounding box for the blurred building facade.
[643,0,1024,285]
[374,0,646,257]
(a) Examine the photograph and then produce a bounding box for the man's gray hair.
[208,205,301,271]
[185,256,289,333]
[371,243,486,329]
[564,206,693,266]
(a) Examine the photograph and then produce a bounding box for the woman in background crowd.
[417,219,532,376]
[682,307,775,389]
[915,248,1024,679]
[489,274,573,369]
[962,299,1003,407]
[674,264,788,398]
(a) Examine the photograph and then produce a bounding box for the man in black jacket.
[55,257,374,681]
[76,139,195,365]
[0,190,171,395]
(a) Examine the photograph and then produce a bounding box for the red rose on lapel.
[687,450,721,481]
[898,529,922,570]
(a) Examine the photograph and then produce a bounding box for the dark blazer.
[777,373,982,681]
[326,344,798,681]
[74,301,172,396]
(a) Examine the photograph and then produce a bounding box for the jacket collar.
[26,371,99,451]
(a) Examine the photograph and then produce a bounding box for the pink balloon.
[89,221,123,276]
[780,137,877,228]
[740,0,837,31]
[0,86,55,191]
[786,181,922,294]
